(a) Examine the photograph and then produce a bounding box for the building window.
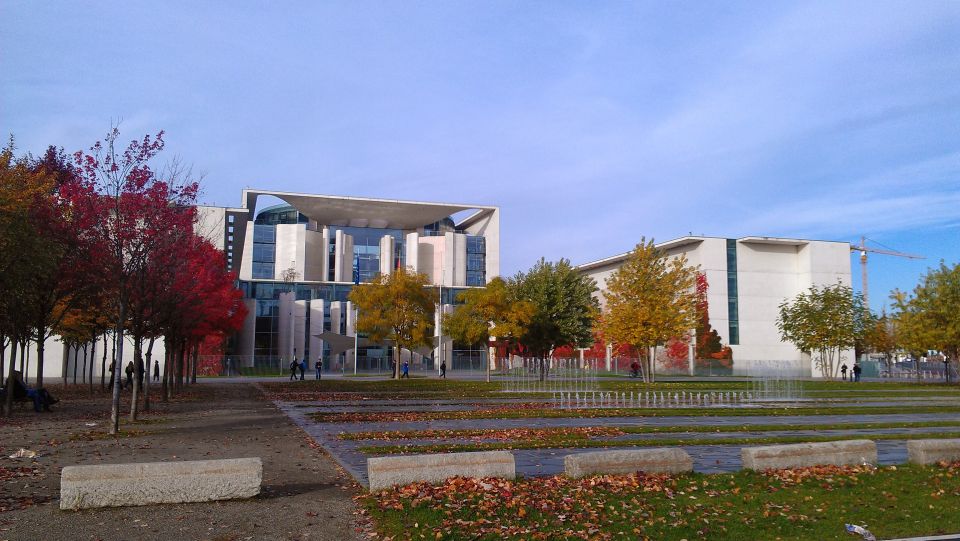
[252,224,276,279]
[726,239,739,345]
[465,235,485,286]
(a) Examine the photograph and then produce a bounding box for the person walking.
[853,363,862,382]
[401,359,409,379]
[439,360,446,379]
[840,363,848,381]
[299,357,306,381]
[153,360,160,382]
[289,357,298,381]
[315,355,323,380]
[124,361,134,390]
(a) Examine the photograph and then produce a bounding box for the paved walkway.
[277,400,960,488]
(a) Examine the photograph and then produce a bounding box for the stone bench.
[367,451,514,491]
[907,439,960,465]
[741,440,876,470]
[564,449,693,478]
[60,457,262,510]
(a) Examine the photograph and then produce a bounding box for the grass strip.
[358,431,960,455]
[310,404,960,423]
[364,462,960,540]
[341,419,960,441]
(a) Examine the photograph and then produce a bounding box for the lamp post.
[353,306,359,376]
[437,279,443,376]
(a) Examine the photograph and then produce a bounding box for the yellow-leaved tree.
[600,238,699,382]
[442,277,535,382]
[348,269,435,380]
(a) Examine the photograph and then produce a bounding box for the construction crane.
[850,236,924,306]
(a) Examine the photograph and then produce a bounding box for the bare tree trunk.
[651,345,657,383]
[161,346,170,402]
[72,344,79,384]
[176,341,185,392]
[88,338,95,396]
[35,331,46,388]
[19,342,26,382]
[81,344,88,384]
[143,337,155,412]
[3,340,18,416]
[129,336,143,422]
[100,333,108,390]
[191,343,199,384]
[62,342,70,386]
[109,300,127,435]
[0,336,5,388]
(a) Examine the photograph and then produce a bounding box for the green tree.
[442,277,534,382]
[600,238,699,382]
[349,269,435,380]
[776,283,867,380]
[862,312,897,373]
[891,261,960,382]
[512,258,598,381]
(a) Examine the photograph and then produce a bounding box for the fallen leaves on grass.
[342,426,624,442]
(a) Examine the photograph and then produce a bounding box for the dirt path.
[0,383,364,541]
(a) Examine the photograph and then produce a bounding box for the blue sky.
[3,1,958,312]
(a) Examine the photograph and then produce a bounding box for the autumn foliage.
[1,129,246,419]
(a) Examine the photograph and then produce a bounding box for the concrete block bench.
[741,440,876,470]
[907,439,960,465]
[367,451,514,491]
[564,449,693,478]
[60,457,262,510]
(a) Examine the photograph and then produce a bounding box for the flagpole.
[353,306,359,376]
[354,251,360,376]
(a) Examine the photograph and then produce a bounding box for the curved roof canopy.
[242,189,495,230]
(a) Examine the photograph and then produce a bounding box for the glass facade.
[466,235,486,286]
[329,226,405,283]
[254,205,307,225]
[726,239,740,345]
[252,224,276,279]
[239,202,492,367]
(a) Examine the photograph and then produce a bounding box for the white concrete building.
[577,236,853,378]
[200,190,500,373]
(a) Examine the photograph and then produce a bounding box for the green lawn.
[358,430,960,455]
[310,404,960,424]
[342,419,960,441]
[365,463,960,540]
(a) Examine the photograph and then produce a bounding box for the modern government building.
[577,236,853,378]
[19,188,856,380]
[195,190,500,373]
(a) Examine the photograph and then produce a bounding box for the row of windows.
[725,239,740,346]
